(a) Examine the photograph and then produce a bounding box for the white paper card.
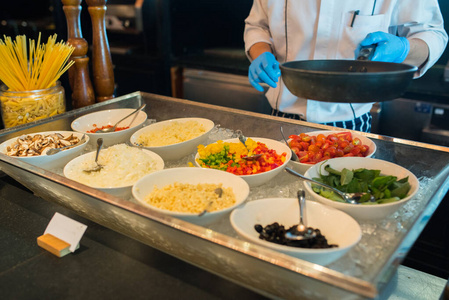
[44,212,88,252]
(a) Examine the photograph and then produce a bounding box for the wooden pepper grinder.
[61,0,95,108]
[86,0,115,102]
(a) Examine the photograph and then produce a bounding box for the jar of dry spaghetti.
[0,81,66,128]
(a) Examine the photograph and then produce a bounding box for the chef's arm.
[248,42,273,61]
[403,38,430,70]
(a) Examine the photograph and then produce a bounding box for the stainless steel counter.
[1,92,449,299]
[0,174,446,299]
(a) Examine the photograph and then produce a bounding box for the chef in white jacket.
[245,0,448,132]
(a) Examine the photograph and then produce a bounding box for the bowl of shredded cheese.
[64,143,164,199]
[132,167,250,225]
[71,108,148,147]
[130,117,215,161]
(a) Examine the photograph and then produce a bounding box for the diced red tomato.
[288,131,370,164]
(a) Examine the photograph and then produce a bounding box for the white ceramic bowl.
[130,117,215,161]
[230,198,361,265]
[132,167,250,226]
[0,131,89,170]
[71,108,148,147]
[195,137,292,187]
[287,130,376,175]
[64,145,164,199]
[303,157,420,221]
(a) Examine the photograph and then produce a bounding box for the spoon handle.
[94,138,104,163]
[113,103,146,130]
[297,190,307,228]
[285,167,349,201]
[280,127,300,162]
[236,130,247,146]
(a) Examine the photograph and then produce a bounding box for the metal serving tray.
[1,91,448,299]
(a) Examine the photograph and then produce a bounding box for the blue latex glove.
[357,31,410,63]
[248,52,281,92]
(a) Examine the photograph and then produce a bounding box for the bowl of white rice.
[130,117,215,161]
[64,143,164,198]
[132,167,250,226]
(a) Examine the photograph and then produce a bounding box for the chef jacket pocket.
[337,12,388,59]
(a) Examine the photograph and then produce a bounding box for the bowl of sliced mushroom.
[0,131,89,170]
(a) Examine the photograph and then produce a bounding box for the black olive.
[254,222,338,249]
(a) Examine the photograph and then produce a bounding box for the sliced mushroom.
[60,139,71,146]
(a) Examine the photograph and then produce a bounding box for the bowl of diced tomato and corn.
[195,137,291,187]
[287,130,376,174]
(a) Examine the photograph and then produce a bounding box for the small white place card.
[43,212,88,252]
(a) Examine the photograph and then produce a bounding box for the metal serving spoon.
[96,103,146,133]
[83,138,104,173]
[285,167,375,204]
[280,126,300,162]
[236,131,263,161]
[285,190,317,241]
[198,187,223,217]
[46,134,87,155]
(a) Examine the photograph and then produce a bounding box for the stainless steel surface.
[106,0,144,33]
[280,60,417,102]
[0,91,449,299]
[381,265,447,299]
[182,69,272,114]
[355,96,449,147]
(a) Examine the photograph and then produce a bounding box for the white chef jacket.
[244,0,448,123]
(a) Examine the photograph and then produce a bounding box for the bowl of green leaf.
[303,157,420,221]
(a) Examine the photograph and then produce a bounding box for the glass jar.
[0,82,66,128]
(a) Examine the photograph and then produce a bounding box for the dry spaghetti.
[0,34,74,127]
[0,34,74,91]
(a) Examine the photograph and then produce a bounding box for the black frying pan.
[280,59,418,103]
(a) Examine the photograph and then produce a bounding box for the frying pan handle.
[357,46,375,61]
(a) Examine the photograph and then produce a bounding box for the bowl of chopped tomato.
[71,107,147,147]
[195,137,291,187]
[287,130,376,174]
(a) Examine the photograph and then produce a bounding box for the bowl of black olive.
[230,197,361,266]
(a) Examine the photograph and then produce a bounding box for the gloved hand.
[356,31,410,63]
[248,52,281,92]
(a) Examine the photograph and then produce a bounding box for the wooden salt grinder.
[61,0,95,108]
[86,0,115,102]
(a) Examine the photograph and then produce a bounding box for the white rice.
[137,120,205,146]
[66,144,158,188]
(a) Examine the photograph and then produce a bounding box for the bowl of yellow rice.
[130,117,215,161]
[132,167,250,226]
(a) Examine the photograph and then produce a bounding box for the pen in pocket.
[350,10,360,27]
